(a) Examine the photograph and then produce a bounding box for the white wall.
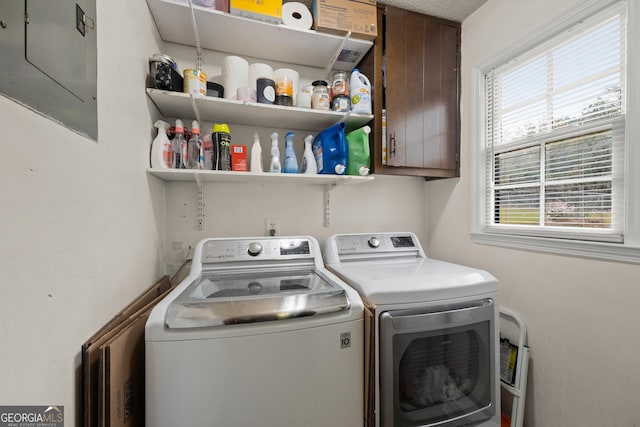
[427,0,640,425]
[0,1,427,425]
[0,0,165,424]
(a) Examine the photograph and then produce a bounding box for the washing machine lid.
[327,257,497,305]
[165,267,349,328]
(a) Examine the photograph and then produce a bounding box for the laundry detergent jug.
[312,122,347,175]
[350,69,372,115]
[346,125,371,176]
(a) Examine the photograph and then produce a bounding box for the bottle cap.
[175,119,184,133]
[191,120,200,134]
[213,123,230,134]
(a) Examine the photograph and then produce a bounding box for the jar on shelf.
[331,71,349,99]
[311,80,331,111]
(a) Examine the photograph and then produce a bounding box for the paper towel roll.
[274,68,299,105]
[249,63,274,88]
[282,2,313,30]
[222,55,249,100]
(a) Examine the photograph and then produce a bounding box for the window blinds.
[484,2,627,242]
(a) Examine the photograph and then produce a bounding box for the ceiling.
[377,0,488,22]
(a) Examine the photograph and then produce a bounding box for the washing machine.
[323,232,501,427]
[146,236,364,427]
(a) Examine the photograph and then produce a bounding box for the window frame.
[470,0,640,263]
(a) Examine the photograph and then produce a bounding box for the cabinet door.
[378,6,460,178]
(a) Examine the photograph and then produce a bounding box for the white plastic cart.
[499,308,530,427]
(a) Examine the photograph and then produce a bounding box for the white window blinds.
[483,2,627,242]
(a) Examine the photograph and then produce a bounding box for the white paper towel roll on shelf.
[249,63,274,88]
[222,55,249,100]
[274,68,300,105]
[282,2,313,30]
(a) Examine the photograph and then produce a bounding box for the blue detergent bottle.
[312,122,348,175]
[282,132,299,173]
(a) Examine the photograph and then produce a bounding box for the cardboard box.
[231,145,248,171]
[230,0,282,24]
[82,275,173,427]
[312,0,377,41]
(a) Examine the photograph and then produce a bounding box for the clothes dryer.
[324,232,500,427]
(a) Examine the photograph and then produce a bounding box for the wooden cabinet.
[359,6,461,178]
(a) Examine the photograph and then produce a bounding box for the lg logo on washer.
[340,332,352,349]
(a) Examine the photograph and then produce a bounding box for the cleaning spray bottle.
[187,120,203,169]
[150,120,172,169]
[172,119,187,169]
[346,125,371,176]
[282,132,299,174]
[300,134,317,174]
[269,132,281,173]
[250,132,263,172]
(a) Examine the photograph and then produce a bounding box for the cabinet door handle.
[390,133,396,157]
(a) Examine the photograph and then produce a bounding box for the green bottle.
[346,125,371,176]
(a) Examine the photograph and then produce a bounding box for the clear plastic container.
[311,80,330,111]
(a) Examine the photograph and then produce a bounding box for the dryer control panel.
[327,232,426,262]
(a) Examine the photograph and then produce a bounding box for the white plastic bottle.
[150,120,172,169]
[250,132,263,172]
[187,120,203,169]
[269,132,281,173]
[350,68,372,115]
[300,134,317,174]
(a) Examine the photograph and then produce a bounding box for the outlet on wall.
[265,217,278,236]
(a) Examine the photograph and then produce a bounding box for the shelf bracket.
[194,172,204,230]
[325,31,352,75]
[323,183,339,227]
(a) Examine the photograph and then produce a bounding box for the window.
[472,0,640,262]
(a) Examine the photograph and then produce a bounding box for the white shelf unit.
[147,88,374,131]
[145,0,377,229]
[147,168,374,185]
[146,0,373,71]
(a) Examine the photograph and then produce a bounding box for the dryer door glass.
[379,299,496,427]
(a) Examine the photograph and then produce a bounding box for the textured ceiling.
[378,0,488,22]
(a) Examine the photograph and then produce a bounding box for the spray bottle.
[250,132,263,172]
[300,134,317,174]
[172,119,187,169]
[269,132,281,173]
[282,132,299,173]
[150,120,172,169]
[187,120,203,169]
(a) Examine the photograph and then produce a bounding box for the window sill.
[470,232,640,264]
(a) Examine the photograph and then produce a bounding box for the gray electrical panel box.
[0,0,98,141]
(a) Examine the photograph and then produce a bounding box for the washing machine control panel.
[200,238,314,263]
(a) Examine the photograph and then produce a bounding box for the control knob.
[247,242,263,256]
[368,237,380,248]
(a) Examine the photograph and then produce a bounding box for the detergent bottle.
[282,132,299,174]
[346,125,371,176]
[300,134,317,174]
[312,122,347,175]
[150,120,172,169]
[269,132,281,173]
[350,69,372,115]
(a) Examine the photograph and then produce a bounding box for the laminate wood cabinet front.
[360,6,461,178]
